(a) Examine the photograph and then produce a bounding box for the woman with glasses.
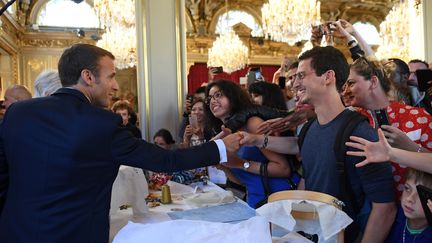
[205,80,295,208]
[346,57,432,199]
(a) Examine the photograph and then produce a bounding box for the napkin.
[166,180,195,194]
[257,199,352,241]
[110,166,149,216]
[113,216,272,243]
[183,190,236,207]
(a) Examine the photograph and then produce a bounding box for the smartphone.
[213,66,223,73]
[374,109,390,127]
[416,185,432,225]
[416,69,432,92]
[186,94,193,103]
[278,76,286,89]
[255,71,262,80]
[189,114,198,129]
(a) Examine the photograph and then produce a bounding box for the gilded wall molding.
[20,38,95,48]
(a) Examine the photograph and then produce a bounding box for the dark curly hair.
[204,80,253,135]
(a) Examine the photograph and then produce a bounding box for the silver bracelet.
[417,144,422,153]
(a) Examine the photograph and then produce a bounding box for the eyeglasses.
[205,90,224,104]
[293,71,316,81]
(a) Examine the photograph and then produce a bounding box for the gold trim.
[142,2,151,141]
[175,0,183,120]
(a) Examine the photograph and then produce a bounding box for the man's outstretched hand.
[221,132,243,153]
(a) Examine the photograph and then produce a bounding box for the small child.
[386,169,432,242]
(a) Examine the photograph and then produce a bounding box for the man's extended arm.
[239,132,299,154]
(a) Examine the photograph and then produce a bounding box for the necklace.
[403,219,422,243]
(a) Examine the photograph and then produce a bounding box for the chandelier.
[376,0,418,61]
[261,0,321,46]
[94,0,136,69]
[208,29,249,74]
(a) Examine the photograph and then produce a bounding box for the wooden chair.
[268,190,345,243]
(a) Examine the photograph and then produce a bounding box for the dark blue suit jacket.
[0,88,220,242]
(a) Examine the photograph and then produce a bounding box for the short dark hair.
[58,44,115,87]
[409,59,429,69]
[388,58,410,76]
[194,86,206,94]
[153,129,175,144]
[298,46,349,91]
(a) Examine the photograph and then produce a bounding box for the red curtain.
[187,63,280,94]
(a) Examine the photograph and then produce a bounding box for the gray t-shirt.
[301,109,395,207]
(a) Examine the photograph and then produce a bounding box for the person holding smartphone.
[344,57,432,199]
[385,169,432,242]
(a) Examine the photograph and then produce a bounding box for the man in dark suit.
[0,44,241,243]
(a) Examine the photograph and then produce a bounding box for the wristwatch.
[243,161,250,171]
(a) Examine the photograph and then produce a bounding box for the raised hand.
[331,20,352,39]
[311,24,324,47]
[256,117,282,134]
[256,109,315,134]
[346,129,391,167]
[211,125,233,141]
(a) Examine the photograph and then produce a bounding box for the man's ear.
[324,70,336,86]
[80,69,95,86]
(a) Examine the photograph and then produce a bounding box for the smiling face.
[293,58,323,105]
[191,101,205,123]
[208,86,231,121]
[346,69,372,107]
[89,56,119,108]
[401,178,427,227]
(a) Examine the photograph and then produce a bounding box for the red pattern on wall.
[187,63,279,94]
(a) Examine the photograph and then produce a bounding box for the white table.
[109,181,239,242]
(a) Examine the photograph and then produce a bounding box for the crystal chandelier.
[94,0,136,69]
[376,0,418,61]
[261,0,321,46]
[208,28,249,74]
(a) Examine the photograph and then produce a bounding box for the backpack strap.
[297,117,316,151]
[333,111,369,163]
[333,111,369,214]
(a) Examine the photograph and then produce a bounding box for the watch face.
[243,161,250,169]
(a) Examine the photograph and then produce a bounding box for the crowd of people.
[156,18,432,243]
[0,18,431,243]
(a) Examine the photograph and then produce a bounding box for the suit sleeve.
[111,126,221,172]
[0,122,8,215]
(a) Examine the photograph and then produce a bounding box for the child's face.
[401,178,426,220]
